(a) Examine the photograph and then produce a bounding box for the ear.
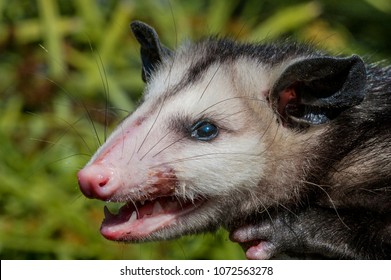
[270,55,367,127]
[130,21,173,83]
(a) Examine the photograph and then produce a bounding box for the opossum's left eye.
[190,120,219,141]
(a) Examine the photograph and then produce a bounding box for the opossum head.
[77,21,366,242]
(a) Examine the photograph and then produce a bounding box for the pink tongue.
[100,198,202,241]
[103,198,167,226]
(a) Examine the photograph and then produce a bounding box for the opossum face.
[78,21,366,242]
[78,57,270,241]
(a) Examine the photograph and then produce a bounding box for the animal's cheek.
[172,147,265,197]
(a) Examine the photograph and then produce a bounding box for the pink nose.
[78,165,117,200]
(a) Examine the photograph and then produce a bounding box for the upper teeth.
[152,201,164,214]
[128,211,137,222]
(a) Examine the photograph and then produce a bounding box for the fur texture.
[78,21,391,259]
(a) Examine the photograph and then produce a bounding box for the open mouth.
[100,196,204,241]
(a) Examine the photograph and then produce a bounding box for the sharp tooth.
[103,206,114,219]
[153,201,164,214]
[128,211,137,222]
[140,200,145,206]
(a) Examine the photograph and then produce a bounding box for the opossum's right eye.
[190,120,219,141]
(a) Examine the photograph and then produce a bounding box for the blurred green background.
[0,0,390,260]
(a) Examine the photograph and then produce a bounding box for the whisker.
[195,96,267,118]
[28,109,96,157]
[128,198,140,218]
[258,109,276,143]
[197,18,250,104]
[198,63,222,102]
[215,108,252,120]
[175,196,184,209]
[151,151,262,168]
[89,41,110,142]
[301,179,351,230]
[164,0,178,87]
[276,202,299,218]
[49,153,93,164]
[137,95,168,154]
[111,107,131,115]
[168,0,178,50]
[58,116,95,154]
[249,191,275,224]
[119,123,126,160]
[44,76,102,148]
[140,131,171,161]
[127,135,138,166]
[152,135,187,158]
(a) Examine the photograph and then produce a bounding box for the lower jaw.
[100,199,206,242]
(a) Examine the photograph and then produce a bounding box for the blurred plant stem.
[37,0,65,79]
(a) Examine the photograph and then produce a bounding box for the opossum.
[77,21,391,259]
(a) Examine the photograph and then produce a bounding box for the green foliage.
[0,0,390,260]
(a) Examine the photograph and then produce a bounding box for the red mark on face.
[145,169,177,197]
[135,116,146,127]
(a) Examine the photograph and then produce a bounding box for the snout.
[78,164,117,200]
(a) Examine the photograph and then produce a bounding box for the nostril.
[78,165,116,200]
[98,177,109,187]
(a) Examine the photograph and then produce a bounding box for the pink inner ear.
[278,86,297,120]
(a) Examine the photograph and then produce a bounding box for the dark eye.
[190,120,219,141]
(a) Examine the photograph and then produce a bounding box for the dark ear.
[270,55,367,127]
[130,21,173,83]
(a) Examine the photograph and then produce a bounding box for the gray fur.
[78,21,391,259]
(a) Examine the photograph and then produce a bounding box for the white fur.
[83,42,324,240]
